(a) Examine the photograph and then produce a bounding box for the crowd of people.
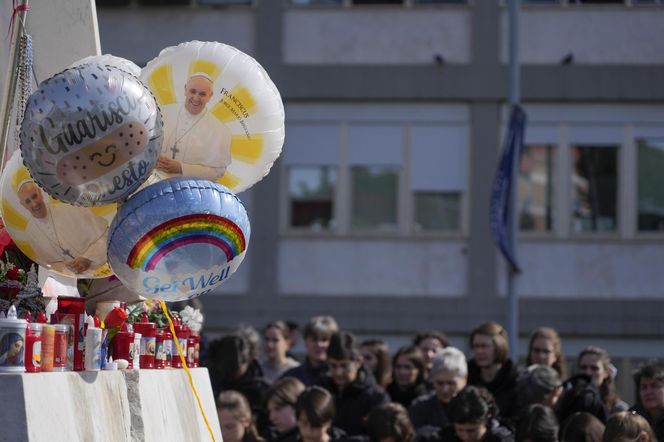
[202,316,664,442]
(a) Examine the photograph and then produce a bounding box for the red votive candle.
[171,325,189,369]
[113,329,135,369]
[25,323,42,373]
[133,322,156,369]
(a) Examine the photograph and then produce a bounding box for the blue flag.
[490,105,527,272]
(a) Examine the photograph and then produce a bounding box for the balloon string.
[160,300,216,442]
[8,1,30,39]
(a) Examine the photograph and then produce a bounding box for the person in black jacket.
[296,386,348,442]
[467,321,519,421]
[320,331,390,436]
[266,377,306,442]
[387,345,429,409]
[630,363,664,442]
[282,316,339,386]
[418,386,514,442]
[515,404,559,442]
[366,403,416,442]
[207,333,272,432]
[410,346,468,431]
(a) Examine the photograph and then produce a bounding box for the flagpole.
[507,0,521,361]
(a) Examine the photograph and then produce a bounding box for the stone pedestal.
[0,368,222,442]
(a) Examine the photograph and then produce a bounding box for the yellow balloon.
[0,151,115,279]
[140,40,285,194]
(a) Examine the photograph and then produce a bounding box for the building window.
[410,125,467,234]
[518,144,554,232]
[414,192,461,232]
[637,139,664,232]
[290,0,342,4]
[351,166,399,231]
[571,145,618,233]
[289,166,337,231]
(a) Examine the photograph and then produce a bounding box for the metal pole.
[0,0,30,172]
[507,0,521,361]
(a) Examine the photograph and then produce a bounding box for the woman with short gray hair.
[409,346,468,430]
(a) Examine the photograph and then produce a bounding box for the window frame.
[283,105,470,238]
[285,164,339,234]
[635,136,664,237]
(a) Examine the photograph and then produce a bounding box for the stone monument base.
[0,368,221,442]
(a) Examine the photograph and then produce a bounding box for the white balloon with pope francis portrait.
[0,150,115,278]
[140,40,285,193]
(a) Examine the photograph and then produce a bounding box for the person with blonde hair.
[217,390,265,442]
[527,327,567,380]
[602,411,657,442]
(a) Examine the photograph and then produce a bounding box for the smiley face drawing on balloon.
[55,121,149,186]
[20,64,162,206]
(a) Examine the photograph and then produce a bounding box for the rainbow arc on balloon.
[126,213,246,272]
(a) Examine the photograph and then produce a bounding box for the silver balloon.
[70,54,141,78]
[20,63,162,206]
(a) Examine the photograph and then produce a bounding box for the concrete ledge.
[0,368,221,442]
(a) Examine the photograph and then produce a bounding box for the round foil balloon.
[20,63,162,206]
[70,54,141,77]
[107,178,250,301]
[0,150,116,278]
[140,40,284,193]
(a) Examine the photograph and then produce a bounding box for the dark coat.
[270,427,299,442]
[417,419,514,442]
[218,360,271,432]
[387,381,430,409]
[630,404,664,442]
[467,359,519,420]
[321,366,391,436]
[409,392,450,430]
[293,426,350,442]
[556,374,608,426]
[281,357,329,386]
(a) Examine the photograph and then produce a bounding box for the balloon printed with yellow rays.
[140,41,285,193]
[0,151,116,279]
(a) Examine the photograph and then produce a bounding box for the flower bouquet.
[0,260,44,319]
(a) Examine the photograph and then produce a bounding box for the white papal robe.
[25,202,109,268]
[153,104,232,182]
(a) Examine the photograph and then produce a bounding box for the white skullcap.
[17,178,35,192]
[189,72,213,82]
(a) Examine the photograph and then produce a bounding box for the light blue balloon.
[20,63,162,206]
[107,178,250,301]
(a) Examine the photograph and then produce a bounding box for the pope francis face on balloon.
[184,75,214,116]
[16,180,109,274]
[17,182,47,219]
